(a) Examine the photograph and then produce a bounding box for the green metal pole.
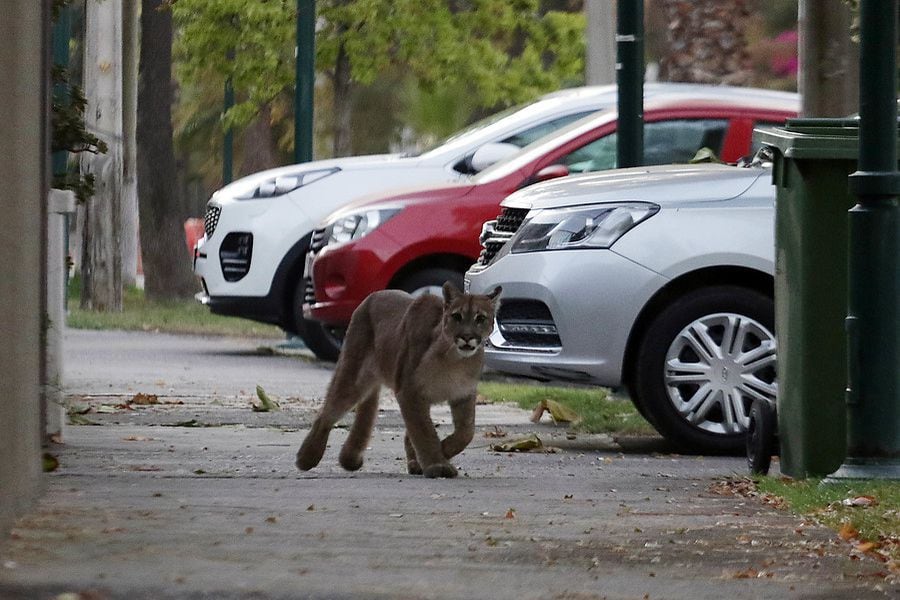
[295,0,315,164]
[51,6,71,178]
[615,0,643,168]
[832,0,900,480]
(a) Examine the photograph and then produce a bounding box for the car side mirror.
[532,164,570,183]
[469,142,521,172]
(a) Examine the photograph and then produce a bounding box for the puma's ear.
[442,280,461,305]
[487,285,502,310]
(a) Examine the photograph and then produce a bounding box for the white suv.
[193,83,748,342]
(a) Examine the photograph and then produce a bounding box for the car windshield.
[405,103,532,158]
[473,111,618,184]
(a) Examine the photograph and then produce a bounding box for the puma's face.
[441,282,502,358]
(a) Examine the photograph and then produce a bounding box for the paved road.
[0,330,895,599]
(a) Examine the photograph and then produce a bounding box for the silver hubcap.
[664,312,777,436]
[409,285,444,298]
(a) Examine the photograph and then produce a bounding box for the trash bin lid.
[756,118,866,160]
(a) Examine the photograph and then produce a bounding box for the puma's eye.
[451,312,463,322]
[475,314,487,325]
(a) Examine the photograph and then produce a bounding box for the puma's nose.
[457,335,481,349]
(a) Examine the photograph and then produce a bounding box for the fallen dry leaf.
[129,392,159,405]
[252,385,280,412]
[529,399,581,425]
[42,453,59,473]
[839,522,859,541]
[856,541,881,554]
[484,426,507,438]
[490,434,552,452]
[842,495,878,507]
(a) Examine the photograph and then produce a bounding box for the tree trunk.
[798,0,859,117]
[238,103,279,177]
[656,0,752,85]
[137,0,197,300]
[81,0,123,311]
[332,40,353,157]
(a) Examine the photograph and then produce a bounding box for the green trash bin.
[756,118,899,478]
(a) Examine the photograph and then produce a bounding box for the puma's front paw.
[407,459,423,475]
[423,462,458,479]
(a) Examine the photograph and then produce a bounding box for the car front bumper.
[466,248,667,386]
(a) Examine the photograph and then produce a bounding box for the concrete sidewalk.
[0,331,896,599]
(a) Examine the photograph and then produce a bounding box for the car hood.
[323,182,478,222]
[502,163,768,210]
[213,153,411,200]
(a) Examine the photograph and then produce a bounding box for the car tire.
[395,268,465,297]
[300,320,345,362]
[291,279,344,362]
[632,286,776,454]
[746,398,778,475]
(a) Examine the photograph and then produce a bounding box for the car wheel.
[291,278,344,362]
[395,268,465,297]
[632,286,776,454]
[300,320,345,362]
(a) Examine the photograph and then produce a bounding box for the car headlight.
[325,207,402,245]
[233,167,340,199]
[509,202,659,253]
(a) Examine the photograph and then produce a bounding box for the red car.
[301,89,798,360]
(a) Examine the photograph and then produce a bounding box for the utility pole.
[616,0,643,168]
[0,0,47,535]
[295,0,315,164]
[832,0,900,480]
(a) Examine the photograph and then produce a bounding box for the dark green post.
[616,0,643,168]
[832,0,900,480]
[51,6,71,178]
[295,0,315,164]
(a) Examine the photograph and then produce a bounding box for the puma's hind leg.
[338,388,380,471]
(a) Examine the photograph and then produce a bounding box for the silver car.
[466,162,777,453]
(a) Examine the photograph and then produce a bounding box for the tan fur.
[296,282,501,478]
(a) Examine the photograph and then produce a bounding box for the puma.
[296,282,501,478]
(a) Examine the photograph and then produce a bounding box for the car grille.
[219,232,253,282]
[302,227,330,306]
[310,227,328,252]
[302,276,315,305]
[495,207,529,234]
[496,300,561,347]
[204,204,221,238]
[479,207,529,266]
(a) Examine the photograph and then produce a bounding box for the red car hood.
[326,181,477,219]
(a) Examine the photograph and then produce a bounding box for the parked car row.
[193,83,799,453]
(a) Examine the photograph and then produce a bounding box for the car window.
[500,111,596,147]
[555,119,729,173]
